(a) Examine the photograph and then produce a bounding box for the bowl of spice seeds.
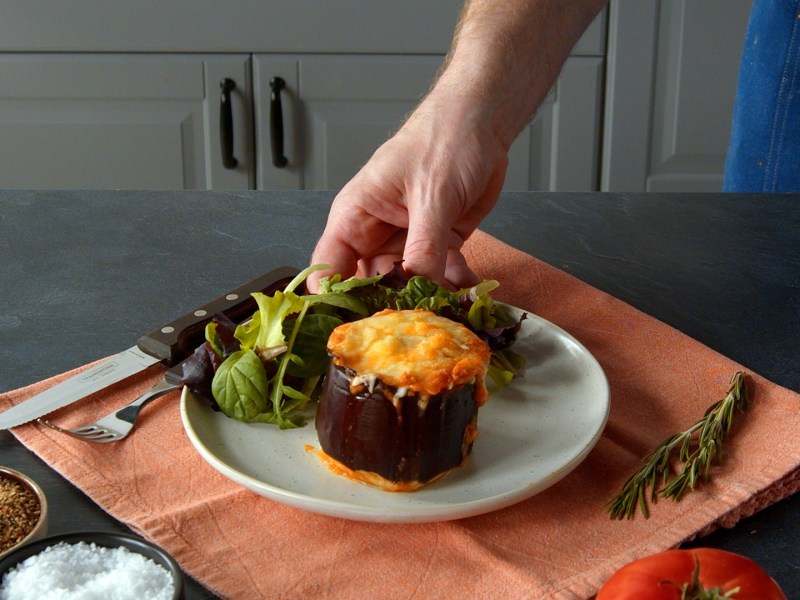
[0,467,47,561]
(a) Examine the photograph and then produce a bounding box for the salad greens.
[181,264,526,429]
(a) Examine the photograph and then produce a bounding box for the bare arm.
[307,0,608,292]
[435,0,607,148]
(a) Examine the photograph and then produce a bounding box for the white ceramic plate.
[180,308,609,523]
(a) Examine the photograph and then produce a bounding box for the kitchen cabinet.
[602,0,752,191]
[0,2,605,192]
[0,2,754,193]
[0,55,253,190]
[255,54,603,191]
[252,55,444,191]
[0,52,602,192]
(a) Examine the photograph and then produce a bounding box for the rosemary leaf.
[608,371,750,520]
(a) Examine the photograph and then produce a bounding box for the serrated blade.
[0,346,159,429]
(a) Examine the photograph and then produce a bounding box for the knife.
[0,265,299,429]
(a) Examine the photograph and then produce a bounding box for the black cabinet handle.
[219,78,238,169]
[270,77,289,168]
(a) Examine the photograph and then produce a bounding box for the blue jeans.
[724,0,800,192]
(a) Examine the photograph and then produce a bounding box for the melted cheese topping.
[328,309,491,397]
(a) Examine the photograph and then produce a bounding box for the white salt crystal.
[0,541,175,600]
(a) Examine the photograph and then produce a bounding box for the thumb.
[401,205,452,284]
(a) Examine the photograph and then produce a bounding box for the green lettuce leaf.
[211,349,268,421]
[282,313,343,378]
[251,290,307,350]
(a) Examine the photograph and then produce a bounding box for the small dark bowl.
[0,531,184,599]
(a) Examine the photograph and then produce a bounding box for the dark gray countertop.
[1,190,798,596]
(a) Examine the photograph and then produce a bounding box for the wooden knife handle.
[136,266,299,365]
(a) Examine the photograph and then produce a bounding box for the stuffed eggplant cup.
[315,309,491,491]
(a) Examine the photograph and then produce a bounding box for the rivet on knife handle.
[136,266,299,365]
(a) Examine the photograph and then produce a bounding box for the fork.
[38,369,183,443]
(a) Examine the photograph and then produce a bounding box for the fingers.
[357,237,405,278]
[308,215,479,294]
[401,212,450,283]
[400,175,468,283]
[443,248,480,289]
[307,235,360,293]
[309,219,476,294]
[307,193,406,293]
[309,186,482,292]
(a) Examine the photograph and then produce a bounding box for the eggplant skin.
[315,362,479,486]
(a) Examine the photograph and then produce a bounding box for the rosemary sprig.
[608,371,750,520]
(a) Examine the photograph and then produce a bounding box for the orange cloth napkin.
[2,230,799,599]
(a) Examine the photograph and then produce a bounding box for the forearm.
[422,0,608,149]
[309,0,608,289]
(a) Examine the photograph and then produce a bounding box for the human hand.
[305,0,608,294]
[307,100,509,293]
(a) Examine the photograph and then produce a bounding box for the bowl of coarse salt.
[0,531,184,600]
[0,467,48,561]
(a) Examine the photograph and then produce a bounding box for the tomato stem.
[660,557,740,600]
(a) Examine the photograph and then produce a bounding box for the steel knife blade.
[0,265,299,429]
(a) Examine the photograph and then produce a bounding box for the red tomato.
[596,548,787,600]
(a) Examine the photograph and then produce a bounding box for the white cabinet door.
[602,0,752,192]
[507,57,604,191]
[254,54,603,192]
[253,55,442,191]
[0,54,252,189]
